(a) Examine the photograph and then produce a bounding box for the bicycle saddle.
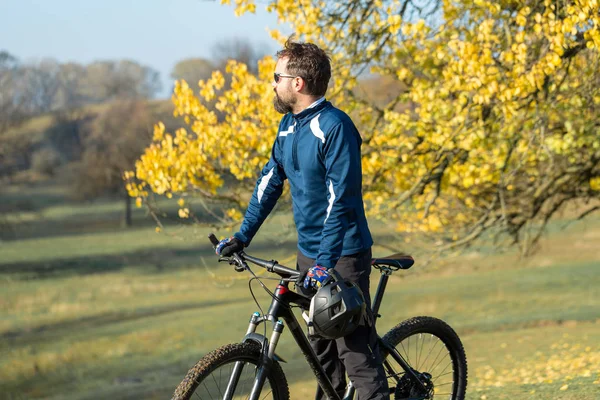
[371,253,414,270]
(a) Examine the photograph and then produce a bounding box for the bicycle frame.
[224,260,427,400]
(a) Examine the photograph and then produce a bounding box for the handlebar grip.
[208,233,220,247]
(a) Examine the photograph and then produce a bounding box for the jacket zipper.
[292,122,300,171]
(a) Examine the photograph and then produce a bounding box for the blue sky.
[1,0,286,97]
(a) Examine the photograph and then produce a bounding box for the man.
[216,37,389,400]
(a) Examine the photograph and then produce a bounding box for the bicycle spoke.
[384,358,405,381]
[399,339,411,366]
[432,360,453,382]
[200,380,213,399]
[240,364,253,400]
[218,366,224,399]
[238,365,252,399]
[261,389,274,400]
[416,333,425,370]
[407,335,411,366]
[418,334,437,372]
[185,358,279,400]
[431,370,454,381]
[243,364,259,400]
[211,371,224,399]
[430,347,450,374]
[386,329,463,400]
[426,340,446,373]
[426,337,444,371]
[412,334,417,369]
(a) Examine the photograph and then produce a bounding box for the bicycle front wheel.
[171,342,290,400]
[381,316,468,400]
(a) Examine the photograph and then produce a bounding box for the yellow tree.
[128,0,600,255]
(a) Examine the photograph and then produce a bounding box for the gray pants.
[297,249,390,400]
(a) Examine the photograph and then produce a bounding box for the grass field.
[1,183,599,400]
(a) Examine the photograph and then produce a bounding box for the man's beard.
[273,92,295,114]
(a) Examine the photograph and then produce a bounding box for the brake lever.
[233,264,245,272]
[231,253,247,272]
[218,255,245,272]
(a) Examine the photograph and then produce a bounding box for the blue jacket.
[234,99,373,269]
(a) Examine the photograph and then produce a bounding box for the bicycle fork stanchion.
[248,321,285,400]
[246,312,261,334]
[267,321,284,359]
[223,313,262,400]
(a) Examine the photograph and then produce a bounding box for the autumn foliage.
[128,0,600,255]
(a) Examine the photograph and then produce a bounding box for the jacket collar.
[306,96,326,109]
[292,98,330,121]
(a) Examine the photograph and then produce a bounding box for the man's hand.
[215,236,245,257]
[303,265,333,289]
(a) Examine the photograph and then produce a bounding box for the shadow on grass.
[0,232,407,282]
[3,205,219,241]
[1,180,230,242]
[1,297,245,345]
[0,236,304,281]
[0,185,66,214]
[0,246,207,280]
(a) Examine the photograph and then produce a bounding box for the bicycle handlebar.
[208,233,300,281]
[208,233,220,247]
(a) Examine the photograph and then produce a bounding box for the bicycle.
[171,234,468,400]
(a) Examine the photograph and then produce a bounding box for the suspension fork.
[247,282,297,400]
[223,312,262,400]
[247,320,284,400]
[223,311,286,400]
[227,282,294,400]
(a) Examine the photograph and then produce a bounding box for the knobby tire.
[381,316,468,400]
[171,341,290,400]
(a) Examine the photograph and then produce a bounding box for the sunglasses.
[274,72,298,83]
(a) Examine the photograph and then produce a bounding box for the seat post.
[371,266,391,321]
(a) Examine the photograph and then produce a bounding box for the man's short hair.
[276,36,331,96]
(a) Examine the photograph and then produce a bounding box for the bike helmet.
[305,271,366,340]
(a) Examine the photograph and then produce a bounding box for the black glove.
[215,236,245,257]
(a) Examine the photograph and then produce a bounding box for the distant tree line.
[0,50,161,125]
[0,37,268,231]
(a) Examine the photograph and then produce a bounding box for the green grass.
[1,184,600,400]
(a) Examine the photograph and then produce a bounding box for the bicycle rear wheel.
[171,341,290,400]
[381,316,468,400]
